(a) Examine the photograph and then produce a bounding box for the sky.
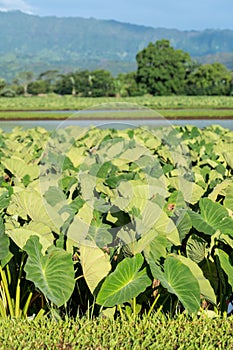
[0,0,233,30]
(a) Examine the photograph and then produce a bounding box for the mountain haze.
[1,10,233,81]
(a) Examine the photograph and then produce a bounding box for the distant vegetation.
[0,40,232,98]
[1,11,233,81]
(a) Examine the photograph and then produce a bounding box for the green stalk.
[6,265,11,285]
[76,280,84,306]
[117,304,124,320]
[15,255,26,318]
[90,298,95,320]
[0,298,7,319]
[0,266,14,317]
[15,277,21,318]
[22,291,33,317]
[148,293,160,318]
[132,297,136,318]
[34,308,45,321]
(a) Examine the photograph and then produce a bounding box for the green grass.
[1,95,233,120]
[0,109,232,120]
[161,109,233,118]
[0,94,233,111]
[0,314,232,349]
[0,111,69,120]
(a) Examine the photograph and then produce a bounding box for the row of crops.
[0,123,233,319]
[1,95,233,111]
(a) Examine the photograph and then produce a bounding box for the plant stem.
[15,253,26,318]
[34,308,45,321]
[118,304,124,320]
[132,297,136,318]
[22,291,33,317]
[0,266,14,317]
[0,297,7,318]
[148,293,160,318]
[15,277,21,318]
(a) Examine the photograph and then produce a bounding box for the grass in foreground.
[0,314,232,349]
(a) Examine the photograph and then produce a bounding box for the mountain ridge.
[1,10,233,81]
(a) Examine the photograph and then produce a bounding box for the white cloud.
[0,0,34,14]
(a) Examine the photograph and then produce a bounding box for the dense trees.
[1,40,233,97]
[186,62,233,95]
[0,78,16,97]
[54,70,115,97]
[14,71,34,96]
[27,70,60,95]
[135,40,232,96]
[136,40,193,95]
[115,72,146,97]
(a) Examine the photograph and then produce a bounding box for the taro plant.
[0,124,233,319]
[186,196,233,312]
[0,223,35,319]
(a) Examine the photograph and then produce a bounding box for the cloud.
[0,0,34,14]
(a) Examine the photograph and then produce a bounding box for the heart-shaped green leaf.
[189,198,233,236]
[96,253,150,307]
[80,240,111,294]
[148,255,200,315]
[24,236,75,307]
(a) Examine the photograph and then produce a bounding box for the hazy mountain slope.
[0,11,233,81]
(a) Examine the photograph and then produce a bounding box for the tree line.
[0,39,233,97]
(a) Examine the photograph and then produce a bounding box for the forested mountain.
[1,10,233,81]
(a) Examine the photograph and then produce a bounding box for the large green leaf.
[114,181,150,213]
[6,228,53,254]
[216,248,233,291]
[44,186,67,207]
[67,203,93,244]
[132,201,180,246]
[24,236,75,307]
[0,189,11,210]
[143,234,167,263]
[189,198,233,236]
[176,211,192,242]
[80,240,111,294]
[0,234,13,268]
[96,254,151,307]
[186,234,207,264]
[147,255,200,315]
[208,179,232,202]
[127,229,160,255]
[223,150,233,169]
[169,177,205,205]
[175,255,216,305]
[7,189,63,233]
[119,207,180,255]
[2,157,39,180]
[224,185,233,211]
